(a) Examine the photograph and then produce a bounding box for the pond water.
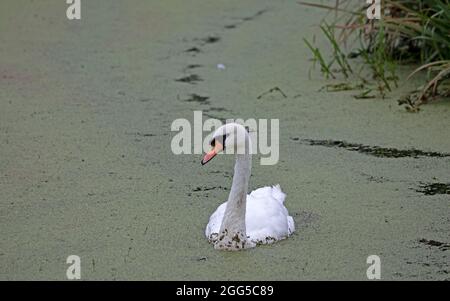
[1,0,449,280]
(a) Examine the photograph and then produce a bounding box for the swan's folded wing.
[245,186,292,242]
[249,185,286,203]
[271,184,286,204]
[248,186,272,198]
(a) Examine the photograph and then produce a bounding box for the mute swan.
[201,123,295,251]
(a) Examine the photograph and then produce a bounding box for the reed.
[300,0,450,110]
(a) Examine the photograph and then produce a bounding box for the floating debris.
[297,138,450,158]
[217,63,226,70]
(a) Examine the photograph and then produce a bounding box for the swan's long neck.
[219,153,252,239]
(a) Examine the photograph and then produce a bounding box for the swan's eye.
[210,135,228,148]
[221,134,228,149]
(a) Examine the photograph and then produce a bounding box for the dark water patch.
[175,74,203,84]
[138,98,153,102]
[242,9,268,21]
[203,113,227,123]
[192,186,228,192]
[209,170,232,178]
[296,138,450,158]
[418,239,450,251]
[416,183,450,195]
[200,36,220,44]
[361,172,387,183]
[224,9,269,30]
[184,47,201,54]
[184,64,203,72]
[125,132,156,137]
[136,133,155,137]
[204,107,231,112]
[182,94,210,104]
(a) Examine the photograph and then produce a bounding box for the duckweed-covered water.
[1,0,449,280]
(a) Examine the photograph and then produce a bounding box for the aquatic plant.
[300,0,450,110]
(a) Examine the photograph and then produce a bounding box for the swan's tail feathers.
[271,184,286,204]
[287,216,295,235]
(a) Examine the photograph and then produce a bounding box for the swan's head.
[201,123,250,165]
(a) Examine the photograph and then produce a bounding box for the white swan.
[201,123,295,251]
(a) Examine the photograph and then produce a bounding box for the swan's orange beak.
[201,141,223,165]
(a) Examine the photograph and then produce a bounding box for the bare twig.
[257,86,288,99]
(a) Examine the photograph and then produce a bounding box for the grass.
[300,0,450,110]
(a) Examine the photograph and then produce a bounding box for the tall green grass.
[300,0,450,110]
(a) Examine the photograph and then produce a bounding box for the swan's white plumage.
[205,184,295,247]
